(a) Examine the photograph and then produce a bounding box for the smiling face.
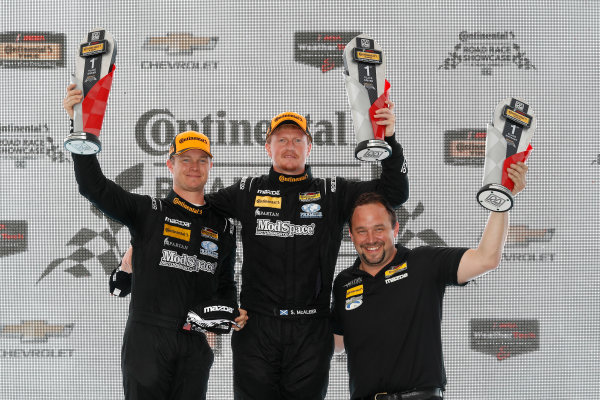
[265,124,312,175]
[349,202,399,275]
[166,149,213,195]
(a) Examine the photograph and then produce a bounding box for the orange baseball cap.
[169,131,212,158]
[266,112,311,140]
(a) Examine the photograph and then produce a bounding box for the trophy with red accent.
[64,28,116,155]
[477,97,536,212]
[342,34,392,162]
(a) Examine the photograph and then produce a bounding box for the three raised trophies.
[477,97,536,212]
[64,28,117,155]
[343,34,392,162]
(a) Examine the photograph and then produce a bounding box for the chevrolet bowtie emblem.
[0,320,74,343]
[143,33,218,55]
[506,225,555,247]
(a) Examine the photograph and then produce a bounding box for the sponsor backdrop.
[1,1,598,399]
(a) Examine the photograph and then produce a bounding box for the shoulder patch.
[331,176,337,193]
[239,177,248,190]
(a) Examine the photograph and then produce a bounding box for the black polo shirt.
[332,244,468,399]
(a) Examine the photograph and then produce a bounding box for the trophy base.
[477,184,514,212]
[355,140,392,162]
[64,132,102,155]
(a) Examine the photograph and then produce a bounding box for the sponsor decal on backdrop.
[0,123,70,168]
[0,221,27,257]
[0,320,75,358]
[444,129,486,166]
[135,109,350,155]
[294,31,360,73]
[502,225,556,263]
[141,33,218,70]
[438,31,535,75]
[470,319,539,361]
[0,32,65,68]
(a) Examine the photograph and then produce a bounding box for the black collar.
[166,190,206,215]
[268,165,313,186]
[350,244,410,278]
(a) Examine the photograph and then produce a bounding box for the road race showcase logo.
[294,31,359,73]
[0,123,70,168]
[444,129,486,166]
[141,33,219,70]
[438,31,535,75]
[470,319,539,361]
[0,32,65,68]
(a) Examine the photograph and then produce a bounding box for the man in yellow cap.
[63,85,247,400]
[205,105,408,399]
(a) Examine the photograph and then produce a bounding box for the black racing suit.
[206,134,409,400]
[73,154,237,400]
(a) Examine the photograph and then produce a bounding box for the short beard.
[359,248,386,267]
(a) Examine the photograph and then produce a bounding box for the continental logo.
[163,223,191,242]
[346,284,363,298]
[0,32,66,68]
[299,192,321,202]
[385,262,407,277]
[80,42,105,56]
[201,227,218,240]
[0,320,73,343]
[179,136,207,145]
[279,174,308,183]
[273,113,303,124]
[142,33,218,55]
[173,197,202,214]
[254,196,282,209]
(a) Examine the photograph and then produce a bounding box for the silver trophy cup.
[64,28,117,155]
[343,34,392,162]
[477,97,536,212]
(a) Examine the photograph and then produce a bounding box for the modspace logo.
[141,33,218,70]
[0,32,65,68]
[470,319,539,361]
[294,31,360,73]
[438,30,535,75]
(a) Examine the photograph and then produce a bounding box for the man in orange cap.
[63,85,247,400]
[206,106,408,399]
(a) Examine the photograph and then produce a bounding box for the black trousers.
[121,319,214,400]
[232,314,334,400]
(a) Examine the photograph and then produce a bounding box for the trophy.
[477,97,536,212]
[343,34,392,162]
[64,28,117,155]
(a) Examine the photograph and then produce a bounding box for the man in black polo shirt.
[331,162,528,400]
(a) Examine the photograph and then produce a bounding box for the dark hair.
[348,192,397,231]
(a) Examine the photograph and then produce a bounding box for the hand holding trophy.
[477,98,536,211]
[64,28,117,155]
[343,34,392,162]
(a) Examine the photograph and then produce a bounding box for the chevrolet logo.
[143,33,218,55]
[0,320,74,343]
[506,225,555,247]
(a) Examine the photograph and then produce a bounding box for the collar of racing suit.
[166,190,207,215]
[268,165,313,186]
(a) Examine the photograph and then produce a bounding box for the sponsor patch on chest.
[254,196,282,209]
[299,191,321,202]
[346,284,363,298]
[385,262,407,277]
[163,223,191,242]
[201,227,219,240]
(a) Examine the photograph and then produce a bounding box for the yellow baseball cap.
[266,112,311,140]
[169,131,212,158]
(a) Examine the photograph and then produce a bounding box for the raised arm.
[457,162,528,284]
